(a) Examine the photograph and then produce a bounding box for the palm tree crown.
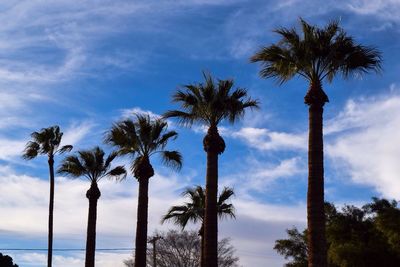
[251,18,381,103]
[23,125,72,159]
[162,186,235,228]
[163,72,259,128]
[58,146,127,182]
[104,114,182,178]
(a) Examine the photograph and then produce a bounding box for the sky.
[0,0,400,266]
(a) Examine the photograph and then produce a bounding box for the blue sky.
[1,0,400,266]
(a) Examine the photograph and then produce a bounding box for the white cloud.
[221,156,305,198]
[0,138,26,160]
[0,164,307,267]
[0,169,186,237]
[231,127,307,151]
[120,107,161,119]
[9,251,131,267]
[326,91,400,199]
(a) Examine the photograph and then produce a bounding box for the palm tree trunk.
[305,81,328,267]
[134,177,150,267]
[203,125,225,267]
[47,156,55,267]
[85,182,101,267]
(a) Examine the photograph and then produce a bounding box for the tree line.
[275,198,400,267]
[11,18,382,267]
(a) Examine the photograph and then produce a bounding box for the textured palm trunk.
[134,177,149,267]
[134,157,154,267]
[47,156,55,267]
[203,125,225,267]
[305,81,328,267]
[85,182,101,267]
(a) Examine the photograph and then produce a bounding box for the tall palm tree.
[250,19,381,267]
[162,186,235,267]
[164,72,258,267]
[58,146,126,267]
[105,115,182,267]
[22,126,72,267]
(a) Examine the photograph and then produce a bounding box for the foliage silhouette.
[0,253,18,267]
[275,199,400,267]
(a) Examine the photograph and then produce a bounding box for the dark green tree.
[275,199,400,267]
[251,19,381,267]
[274,228,308,267]
[364,198,400,254]
[0,253,18,267]
[162,186,236,267]
[22,126,72,267]
[105,115,182,267]
[58,146,126,267]
[164,72,258,266]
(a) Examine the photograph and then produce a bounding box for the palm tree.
[105,115,182,267]
[22,126,73,267]
[250,19,381,267]
[58,146,126,267]
[162,186,235,267]
[164,72,258,267]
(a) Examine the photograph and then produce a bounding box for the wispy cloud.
[62,121,96,148]
[346,0,400,22]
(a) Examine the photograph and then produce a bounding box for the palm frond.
[157,131,178,149]
[22,141,40,160]
[163,110,198,127]
[218,187,235,204]
[136,114,152,151]
[162,185,235,230]
[58,145,73,154]
[59,147,124,183]
[167,72,259,128]
[23,125,68,159]
[105,120,139,155]
[104,150,118,170]
[161,151,182,170]
[106,166,127,181]
[57,155,86,178]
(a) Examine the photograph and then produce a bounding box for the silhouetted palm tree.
[164,72,258,267]
[251,19,381,267]
[105,115,182,267]
[23,126,72,267]
[162,186,235,267]
[58,146,126,267]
